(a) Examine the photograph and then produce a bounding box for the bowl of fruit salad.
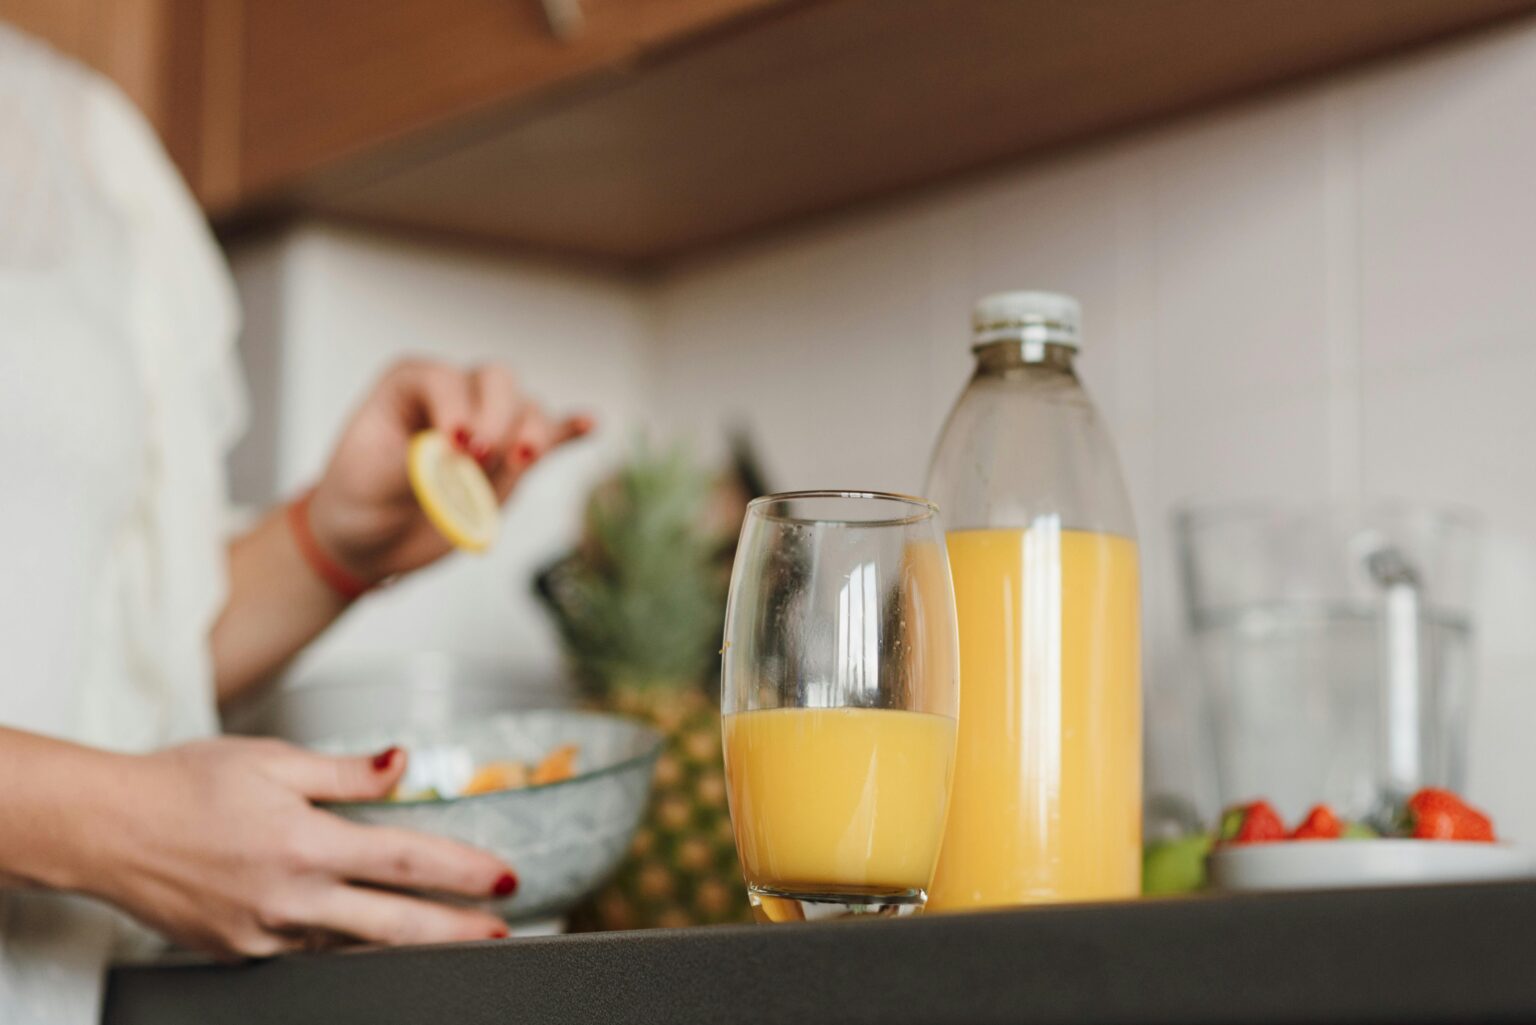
[321,709,663,923]
[1206,789,1534,892]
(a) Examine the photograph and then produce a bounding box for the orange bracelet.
[286,490,373,602]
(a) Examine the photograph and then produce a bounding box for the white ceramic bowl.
[1208,839,1535,892]
[322,709,661,923]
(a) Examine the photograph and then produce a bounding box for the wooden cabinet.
[257,0,1536,266]
[234,0,782,207]
[7,0,1536,267]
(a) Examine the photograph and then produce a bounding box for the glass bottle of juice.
[925,291,1141,909]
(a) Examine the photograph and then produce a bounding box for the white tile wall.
[231,13,1536,836]
[1356,22,1536,374]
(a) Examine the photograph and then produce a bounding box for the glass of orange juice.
[721,491,960,922]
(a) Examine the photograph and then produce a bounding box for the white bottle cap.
[971,290,1080,348]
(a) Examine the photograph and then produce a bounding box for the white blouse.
[0,24,245,1023]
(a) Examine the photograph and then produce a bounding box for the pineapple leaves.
[536,442,731,696]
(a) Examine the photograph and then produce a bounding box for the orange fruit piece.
[462,760,529,796]
[531,744,579,786]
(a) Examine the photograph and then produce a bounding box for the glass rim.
[746,489,940,527]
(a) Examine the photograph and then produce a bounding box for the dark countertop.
[104,881,1536,1025]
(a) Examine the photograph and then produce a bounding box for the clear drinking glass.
[721,491,960,922]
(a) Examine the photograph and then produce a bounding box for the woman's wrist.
[301,481,407,591]
[212,502,358,704]
[55,749,152,901]
[286,490,377,601]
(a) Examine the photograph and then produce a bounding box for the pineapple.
[588,686,746,929]
[536,441,760,929]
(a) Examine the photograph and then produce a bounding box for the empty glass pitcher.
[1176,503,1480,823]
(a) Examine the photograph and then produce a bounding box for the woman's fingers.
[375,358,591,501]
[486,406,591,499]
[524,411,594,458]
[384,360,475,441]
[510,408,594,469]
[384,358,590,459]
[320,818,517,900]
[309,884,509,946]
[257,741,405,803]
[557,413,595,445]
[467,365,520,469]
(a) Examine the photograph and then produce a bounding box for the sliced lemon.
[407,429,500,552]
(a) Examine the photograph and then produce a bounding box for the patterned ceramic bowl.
[323,710,662,923]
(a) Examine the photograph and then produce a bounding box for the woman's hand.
[306,360,592,583]
[210,360,592,704]
[95,737,518,959]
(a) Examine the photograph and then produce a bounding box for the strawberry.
[1291,804,1343,840]
[1406,788,1495,842]
[1219,800,1287,844]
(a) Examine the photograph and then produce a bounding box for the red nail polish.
[470,440,492,465]
[515,444,536,465]
[489,926,509,940]
[451,426,471,451]
[492,872,518,897]
[372,747,400,771]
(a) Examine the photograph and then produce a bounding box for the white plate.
[1208,839,1535,892]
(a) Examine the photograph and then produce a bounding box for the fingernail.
[572,415,595,434]
[451,426,471,451]
[470,439,493,466]
[372,747,400,771]
[492,872,518,897]
[514,444,536,466]
[489,926,509,939]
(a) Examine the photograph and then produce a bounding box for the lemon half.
[407,430,500,552]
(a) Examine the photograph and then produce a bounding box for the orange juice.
[723,707,956,897]
[928,528,1141,909]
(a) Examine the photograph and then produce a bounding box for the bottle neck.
[971,339,1077,377]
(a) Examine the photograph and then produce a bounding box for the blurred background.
[10,0,1536,841]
